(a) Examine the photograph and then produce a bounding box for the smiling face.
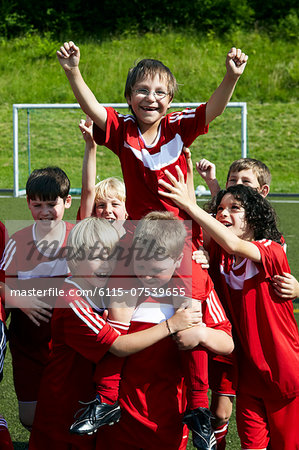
[27,195,71,222]
[126,74,172,133]
[215,193,254,241]
[74,248,116,290]
[95,196,127,222]
[226,169,269,197]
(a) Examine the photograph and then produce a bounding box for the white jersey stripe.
[169,112,196,123]
[107,319,130,332]
[206,296,218,323]
[124,134,183,170]
[0,418,8,429]
[69,301,102,335]
[210,290,226,322]
[0,239,16,271]
[0,322,7,375]
[206,290,225,324]
[73,299,106,328]
[73,298,106,326]
[118,113,135,123]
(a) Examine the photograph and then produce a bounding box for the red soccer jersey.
[93,105,209,220]
[29,278,119,448]
[209,238,299,399]
[93,105,216,300]
[0,221,74,400]
[98,282,231,450]
[0,221,8,322]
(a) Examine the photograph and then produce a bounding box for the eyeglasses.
[133,89,169,99]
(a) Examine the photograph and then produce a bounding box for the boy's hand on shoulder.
[192,246,210,269]
[272,272,299,299]
[226,47,248,78]
[57,41,80,71]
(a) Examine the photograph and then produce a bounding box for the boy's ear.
[64,195,72,209]
[260,184,270,198]
[167,96,173,109]
[174,252,184,269]
[126,95,132,106]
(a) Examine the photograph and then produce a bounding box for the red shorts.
[97,408,189,450]
[236,392,299,449]
[209,357,237,396]
[29,427,95,450]
[9,344,48,401]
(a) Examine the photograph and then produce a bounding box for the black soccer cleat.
[183,407,217,450]
[69,395,121,436]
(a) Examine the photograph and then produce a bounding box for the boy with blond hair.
[77,116,127,225]
[29,216,202,450]
[90,211,234,450]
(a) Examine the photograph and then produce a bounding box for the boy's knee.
[18,401,37,431]
[210,395,233,426]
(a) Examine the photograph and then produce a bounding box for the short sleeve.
[252,240,290,280]
[60,297,119,363]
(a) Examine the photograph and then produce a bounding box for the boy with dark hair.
[160,174,299,450]
[197,156,299,296]
[191,156,298,448]
[26,166,71,201]
[0,167,73,430]
[57,41,247,449]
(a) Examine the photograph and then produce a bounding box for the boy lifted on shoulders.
[57,42,247,449]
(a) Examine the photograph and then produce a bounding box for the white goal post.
[12,102,247,197]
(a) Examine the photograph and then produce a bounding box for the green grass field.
[0,29,298,448]
[0,196,298,448]
[0,31,298,195]
[1,196,298,281]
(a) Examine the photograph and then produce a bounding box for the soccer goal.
[12,102,247,197]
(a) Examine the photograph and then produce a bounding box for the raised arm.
[205,47,248,126]
[79,116,97,219]
[183,147,197,204]
[196,158,221,197]
[57,41,107,131]
[158,166,261,262]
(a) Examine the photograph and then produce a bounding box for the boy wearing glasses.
[57,43,247,449]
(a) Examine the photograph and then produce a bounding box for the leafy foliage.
[0,0,298,40]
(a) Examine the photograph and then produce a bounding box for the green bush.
[0,0,298,39]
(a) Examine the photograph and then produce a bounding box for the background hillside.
[0,4,298,448]
[0,30,298,193]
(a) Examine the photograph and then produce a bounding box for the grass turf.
[0,196,298,448]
